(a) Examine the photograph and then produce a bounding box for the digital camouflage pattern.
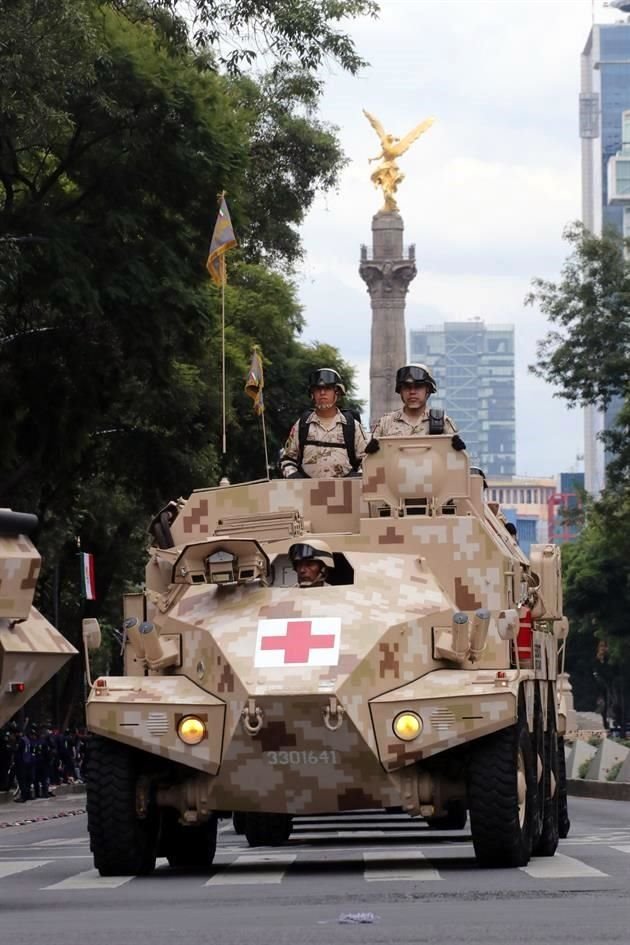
[0,515,77,726]
[280,409,367,478]
[86,435,568,822]
[371,406,458,437]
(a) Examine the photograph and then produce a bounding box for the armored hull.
[85,436,570,873]
[0,510,77,727]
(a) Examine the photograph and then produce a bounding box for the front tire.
[86,736,158,877]
[244,812,293,847]
[468,692,536,867]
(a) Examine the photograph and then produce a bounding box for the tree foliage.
[0,0,367,723]
[122,0,379,75]
[526,222,630,409]
[528,223,630,726]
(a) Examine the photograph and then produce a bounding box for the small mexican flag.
[79,552,96,601]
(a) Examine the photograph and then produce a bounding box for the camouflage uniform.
[372,407,457,438]
[280,410,367,479]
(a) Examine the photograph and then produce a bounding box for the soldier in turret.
[366,363,465,455]
[289,540,334,588]
[280,368,367,479]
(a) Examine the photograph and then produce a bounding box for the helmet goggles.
[395,365,436,393]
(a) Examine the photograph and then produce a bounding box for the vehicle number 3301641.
[265,750,339,766]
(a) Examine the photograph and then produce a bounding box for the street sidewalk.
[0,785,86,828]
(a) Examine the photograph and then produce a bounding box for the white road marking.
[0,860,50,878]
[205,853,296,886]
[611,844,630,853]
[521,854,608,879]
[30,838,88,847]
[44,868,135,890]
[363,850,442,881]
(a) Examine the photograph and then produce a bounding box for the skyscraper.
[580,5,630,494]
[409,320,515,476]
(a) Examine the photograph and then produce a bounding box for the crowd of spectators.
[0,722,87,802]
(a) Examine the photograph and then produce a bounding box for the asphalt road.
[0,796,628,945]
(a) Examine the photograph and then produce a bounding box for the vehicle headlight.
[177,716,206,745]
[393,711,423,741]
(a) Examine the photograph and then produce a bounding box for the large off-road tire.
[86,736,158,877]
[244,812,293,847]
[531,686,545,852]
[232,811,247,835]
[534,687,559,857]
[558,735,571,839]
[467,693,536,868]
[425,800,468,831]
[162,811,218,869]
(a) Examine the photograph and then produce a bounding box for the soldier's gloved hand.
[451,434,466,452]
[364,438,380,455]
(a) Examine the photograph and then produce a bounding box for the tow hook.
[323,695,344,732]
[241,698,264,735]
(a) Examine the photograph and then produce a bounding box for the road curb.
[568,779,630,801]
[0,782,85,806]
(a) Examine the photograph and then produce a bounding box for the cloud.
[296,0,614,477]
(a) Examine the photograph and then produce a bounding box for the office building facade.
[409,320,515,476]
[580,9,630,493]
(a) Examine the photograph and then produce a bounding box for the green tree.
[0,0,367,724]
[121,0,379,75]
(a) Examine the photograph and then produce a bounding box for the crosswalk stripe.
[44,868,135,889]
[205,853,296,886]
[0,860,49,879]
[611,844,630,853]
[363,850,442,881]
[521,854,608,879]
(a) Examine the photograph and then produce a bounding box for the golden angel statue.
[363,110,435,212]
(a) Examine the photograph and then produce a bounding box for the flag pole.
[221,258,226,454]
[260,408,270,479]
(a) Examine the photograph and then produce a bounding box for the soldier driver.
[367,363,465,450]
[280,368,367,479]
[289,540,334,588]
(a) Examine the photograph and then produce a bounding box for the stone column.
[359,211,417,427]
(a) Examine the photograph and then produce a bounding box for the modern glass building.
[580,8,630,494]
[409,320,515,476]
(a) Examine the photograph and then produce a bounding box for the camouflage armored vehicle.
[0,510,77,727]
[84,435,570,874]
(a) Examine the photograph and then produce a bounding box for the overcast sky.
[295,0,621,477]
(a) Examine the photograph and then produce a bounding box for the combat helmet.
[289,539,335,586]
[308,368,346,395]
[395,363,437,394]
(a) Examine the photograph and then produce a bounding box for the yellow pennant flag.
[245,347,264,415]
[206,196,237,286]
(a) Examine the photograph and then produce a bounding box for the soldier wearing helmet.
[369,363,463,448]
[280,368,368,479]
[289,539,334,587]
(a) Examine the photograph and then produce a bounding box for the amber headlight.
[177,716,206,745]
[393,711,423,742]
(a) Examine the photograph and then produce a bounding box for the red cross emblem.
[255,617,340,667]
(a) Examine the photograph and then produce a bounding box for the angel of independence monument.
[359,111,434,426]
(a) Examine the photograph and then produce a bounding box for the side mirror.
[82,617,102,651]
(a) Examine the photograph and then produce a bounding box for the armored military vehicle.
[84,435,570,874]
[0,510,77,727]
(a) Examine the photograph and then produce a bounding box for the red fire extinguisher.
[516,608,533,667]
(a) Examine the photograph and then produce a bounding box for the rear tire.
[558,735,571,839]
[468,692,536,867]
[425,800,468,830]
[533,686,559,856]
[162,811,218,869]
[244,812,293,847]
[86,736,158,876]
